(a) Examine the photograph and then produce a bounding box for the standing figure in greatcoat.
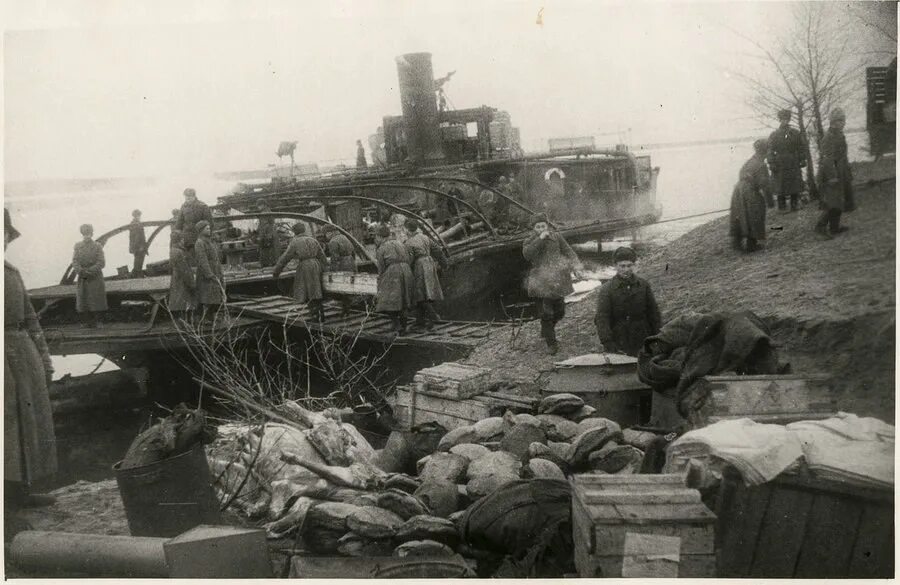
[5,209,58,532]
[523,214,583,355]
[815,108,856,238]
[374,224,414,335]
[273,222,327,321]
[175,188,213,261]
[193,220,224,314]
[72,223,108,328]
[167,230,197,318]
[767,109,807,212]
[128,209,147,277]
[730,139,773,252]
[404,219,449,330]
[323,223,357,316]
[594,247,661,357]
[255,202,279,268]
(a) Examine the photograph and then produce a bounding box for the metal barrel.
[10,531,169,577]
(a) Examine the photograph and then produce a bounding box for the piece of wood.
[746,484,815,577]
[793,493,864,577]
[573,474,686,487]
[846,503,895,578]
[593,523,715,556]
[696,374,837,425]
[715,479,773,577]
[580,490,701,505]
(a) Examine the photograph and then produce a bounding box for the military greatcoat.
[375,239,413,312]
[730,153,772,241]
[273,235,326,302]
[405,232,448,303]
[817,127,856,213]
[167,245,197,311]
[73,239,108,312]
[766,125,807,196]
[326,233,357,273]
[594,274,661,357]
[194,235,224,305]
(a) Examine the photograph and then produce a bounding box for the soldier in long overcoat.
[4,209,58,517]
[523,214,583,354]
[730,139,773,252]
[167,230,196,316]
[767,109,807,212]
[193,220,224,311]
[128,209,147,277]
[72,223,108,327]
[273,222,326,321]
[404,219,449,330]
[374,224,414,334]
[815,108,856,237]
[255,203,280,267]
[175,188,213,259]
[323,224,356,272]
[594,247,661,357]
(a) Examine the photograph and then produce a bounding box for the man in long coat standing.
[323,223,357,316]
[193,220,224,315]
[5,209,58,524]
[767,109,807,212]
[374,224,413,335]
[730,139,773,252]
[175,188,213,260]
[255,202,280,267]
[128,209,147,277]
[523,214,583,355]
[73,223,108,328]
[404,219,449,330]
[594,247,661,357]
[167,230,196,318]
[273,222,327,321]
[815,108,856,238]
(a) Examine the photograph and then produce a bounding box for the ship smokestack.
[396,52,444,164]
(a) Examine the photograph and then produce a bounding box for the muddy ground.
[466,158,896,422]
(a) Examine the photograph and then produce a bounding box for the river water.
[5,133,871,377]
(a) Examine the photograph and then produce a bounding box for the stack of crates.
[571,474,717,578]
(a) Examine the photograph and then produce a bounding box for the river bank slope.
[465,158,896,422]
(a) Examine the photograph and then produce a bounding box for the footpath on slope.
[465,158,896,422]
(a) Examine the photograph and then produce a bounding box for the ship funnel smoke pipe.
[396,52,444,164]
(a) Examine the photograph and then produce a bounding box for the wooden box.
[691,374,836,427]
[164,525,271,578]
[538,353,651,427]
[322,271,378,296]
[715,466,893,578]
[571,474,717,578]
[412,362,491,399]
[392,385,537,430]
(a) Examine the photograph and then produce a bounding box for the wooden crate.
[715,466,894,578]
[692,374,836,427]
[572,474,717,578]
[412,362,491,399]
[392,385,537,430]
[322,271,378,296]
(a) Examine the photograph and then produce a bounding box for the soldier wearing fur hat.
[273,222,327,321]
[404,219,449,330]
[815,107,856,238]
[72,223,108,328]
[594,246,661,357]
[194,220,224,311]
[523,214,583,355]
[5,209,59,520]
[730,138,773,252]
[374,224,414,334]
[767,108,808,212]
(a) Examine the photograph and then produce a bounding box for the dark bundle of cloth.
[120,404,217,469]
[638,311,787,418]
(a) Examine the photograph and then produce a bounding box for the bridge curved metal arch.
[255,192,452,254]
[144,222,174,252]
[59,213,377,285]
[383,176,540,220]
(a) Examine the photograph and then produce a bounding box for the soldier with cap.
[167,230,196,319]
[72,224,108,328]
[523,213,583,355]
[374,224,414,335]
[730,138,773,252]
[128,209,148,277]
[404,219,449,330]
[194,220,224,314]
[322,223,356,316]
[594,246,661,357]
[175,188,213,259]
[255,202,279,267]
[815,107,856,238]
[273,222,327,321]
[5,209,59,519]
[767,108,807,212]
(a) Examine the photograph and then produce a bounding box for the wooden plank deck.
[228,296,513,351]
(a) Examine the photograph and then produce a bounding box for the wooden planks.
[413,362,491,399]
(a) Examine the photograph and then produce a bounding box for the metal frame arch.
[389,175,540,220]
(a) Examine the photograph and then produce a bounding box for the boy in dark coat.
[594,246,661,356]
[767,109,807,212]
[374,224,414,334]
[815,108,856,238]
[730,139,773,252]
[404,219,449,330]
[72,224,108,328]
[523,214,583,355]
[128,209,147,277]
[273,222,327,321]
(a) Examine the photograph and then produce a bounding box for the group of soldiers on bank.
[729,107,856,253]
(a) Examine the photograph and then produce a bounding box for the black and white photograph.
[2,1,896,579]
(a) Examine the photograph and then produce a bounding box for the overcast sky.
[3,1,895,181]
